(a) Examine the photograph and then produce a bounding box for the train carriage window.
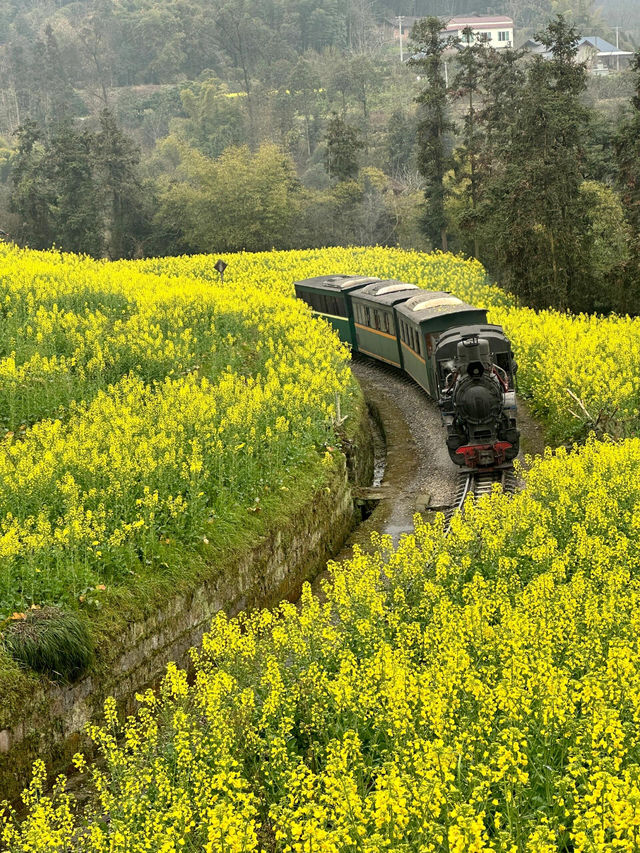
[329,294,346,317]
[365,306,371,327]
[374,310,381,330]
[383,312,390,334]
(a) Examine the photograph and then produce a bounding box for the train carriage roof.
[435,324,510,354]
[350,280,420,306]
[293,275,380,292]
[395,291,487,326]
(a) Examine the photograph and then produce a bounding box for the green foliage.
[385,109,418,176]
[2,606,93,681]
[580,180,630,275]
[173,79,246,158]
[615,50,640,236]
[47,120,104,257]
[409,17,454,251]
[156,142,301,253]
[476,17,594,311]
[10,113,148,258]
[94,109,149,259]
[323,114,363,182]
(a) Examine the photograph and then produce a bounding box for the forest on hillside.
[0,0,639,316]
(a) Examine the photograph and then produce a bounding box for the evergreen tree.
[451,27,484,257]
[613,49,640,311]
[324,114,362,182]
[94,108,147,258]
[409,17,453,251]
[46,120,104,256]
[9,119,55,249]
[478,16,591,311]
[614,50,640,240]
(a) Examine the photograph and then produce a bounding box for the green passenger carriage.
[293,275,380,349]
[394,292,487,395]
[350,281,420,367]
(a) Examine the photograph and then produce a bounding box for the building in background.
[444,15,514,48]
[386,14,515,53]
[523,35,633,73]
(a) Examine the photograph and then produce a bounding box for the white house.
[444,15,515,48]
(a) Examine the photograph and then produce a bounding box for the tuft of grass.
[2,607,93,682]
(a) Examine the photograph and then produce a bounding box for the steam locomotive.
[294,274,519,470]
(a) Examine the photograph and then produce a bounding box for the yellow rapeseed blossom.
[4,245,640,851]
[6,436,640,850]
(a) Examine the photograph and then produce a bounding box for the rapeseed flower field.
[0,243,352,623]
[3,244,640,849]
[5,438,640,851]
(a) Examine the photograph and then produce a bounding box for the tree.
[94,109,147,258]
[477,16,591,311]
[9,119,55,249]
[386,108,418,176]
[155,142,301,253]
[615,50,640,240]
[173,79,245,159]
[324,114,362,182]
[47,120,104,256]
[613,49,640,312]
[10,112,147,258]
[579,180,630,312]
[11,119,103,255]
[409,17,454,251]
[451,27,484,257]
[289,55,323,158]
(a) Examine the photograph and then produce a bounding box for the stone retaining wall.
[0,394,373,802]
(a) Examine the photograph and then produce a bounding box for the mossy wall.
[0,393,373,802]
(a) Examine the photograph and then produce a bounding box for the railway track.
[444,467,518,535]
